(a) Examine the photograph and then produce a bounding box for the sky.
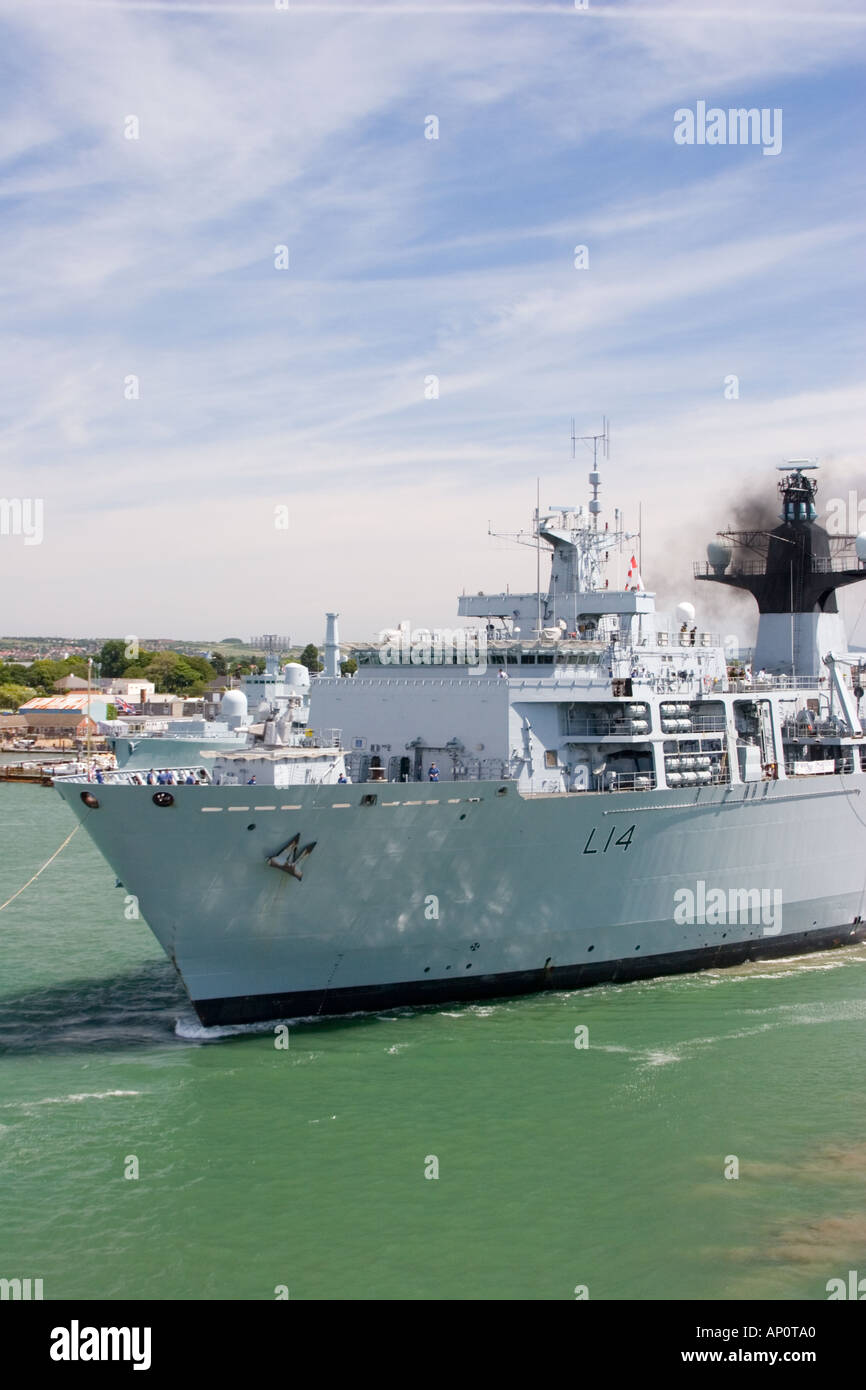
[0,0,865,647]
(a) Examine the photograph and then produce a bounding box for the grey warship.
[53,461,866,1025]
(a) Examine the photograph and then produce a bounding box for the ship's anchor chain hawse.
[267,833,317,881]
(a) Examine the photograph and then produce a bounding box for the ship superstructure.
[310,464,864,798]
[107,653,313,770]
[53,456,866,1026]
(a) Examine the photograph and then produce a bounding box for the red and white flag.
[625,554,644,591]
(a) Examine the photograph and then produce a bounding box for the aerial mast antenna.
[536,477,542,638]
[572,418,610,531]
[250,634,292,670]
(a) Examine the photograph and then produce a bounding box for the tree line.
[0,641,356,710]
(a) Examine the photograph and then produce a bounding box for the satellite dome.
[707,540,732,575]
[221,689,247,715]
[856,532,866,563]
[282,662,310,688]
[221,689,248,728]
[675,601,696,624]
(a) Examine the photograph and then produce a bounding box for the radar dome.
[282,662,311,688]
[675,601,696,624]
[707,540,732,575]
[220,689,248,729]
[856,532,866,563]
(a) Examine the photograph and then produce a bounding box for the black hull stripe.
[193,922,866,1026]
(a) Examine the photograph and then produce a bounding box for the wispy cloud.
[0,0,864,640]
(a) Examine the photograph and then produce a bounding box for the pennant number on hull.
[582,824,635,855]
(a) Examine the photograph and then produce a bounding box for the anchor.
[266,833,317,881]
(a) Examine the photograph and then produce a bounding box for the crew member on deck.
[428,763,440,782]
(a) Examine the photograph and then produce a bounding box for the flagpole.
[86,656,92,778]
[536,477,541,638]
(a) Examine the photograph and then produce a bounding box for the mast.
[695,462,865,677]
[536,477,541,636]
[638,500,642,574]
[465,418,636,633]
[86,655,92,775]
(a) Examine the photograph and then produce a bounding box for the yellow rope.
[0,824,80,913]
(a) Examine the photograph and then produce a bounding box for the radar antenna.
[571,417,609,530]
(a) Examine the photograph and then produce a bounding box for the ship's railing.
[660,716,726,733]
[351,650,609,670]
[694,558,862,578]
[596,770,656,792]
[727,676,828,692]
[781,719,846,741]
[523,771,657,796]
[654,677,725,694]
[302,728,343,748]
[511,673,729,697]
[663,767,729,788]
[53,767,211,786]
[549,766,734,794]
[563,717,651,737]
[662,631,721,647]
[365,764,514,785]
[561,713,728,737]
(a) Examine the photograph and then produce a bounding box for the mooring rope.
[0,824,80,914]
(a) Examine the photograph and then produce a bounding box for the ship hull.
[53,775,866,1025]
[194,922,866,1024]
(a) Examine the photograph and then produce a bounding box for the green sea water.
[2,783,866,1302]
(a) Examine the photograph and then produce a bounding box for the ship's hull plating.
[54,776,866,1024]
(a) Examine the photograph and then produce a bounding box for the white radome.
[220,689,248,720]
[282,662,311,689]
[675,601,696,624]
[707,540,732,572]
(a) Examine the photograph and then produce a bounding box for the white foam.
[175,1015,278,1040]
[1,1090,142,1109]
[642,1050,681,1067]
[175,1004,380,1038]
